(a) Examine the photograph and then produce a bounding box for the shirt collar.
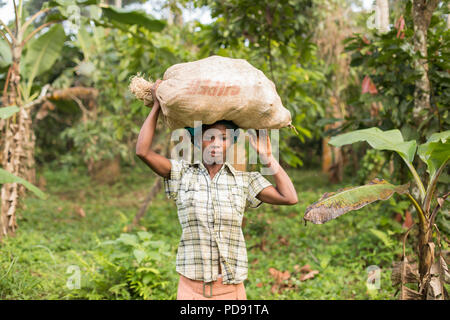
[193,159,237,177]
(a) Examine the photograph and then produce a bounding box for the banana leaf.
[20,24,66,100]
[0,106,20,119]
[0,168,48,200]
[418,131,450,184]
[328,127,424,200]
[329,127,417,164]
[304,178,410,224]
[418,130,450,212]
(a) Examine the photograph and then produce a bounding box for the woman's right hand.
[151,79,162,108]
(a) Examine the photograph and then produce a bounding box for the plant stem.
[406,193,427,229]
[404,160,426,202]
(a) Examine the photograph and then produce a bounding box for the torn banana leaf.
[304,178,410,224]
[392,259,419,287]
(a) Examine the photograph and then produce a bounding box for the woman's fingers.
[151,79,162,95]
[151,79,162,106]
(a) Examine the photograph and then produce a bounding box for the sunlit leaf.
[329,127,417,164]
[20,24,66,98]
[417,130,450,182]
[133,249,147,263]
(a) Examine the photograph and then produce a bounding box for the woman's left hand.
[249,129,272,162]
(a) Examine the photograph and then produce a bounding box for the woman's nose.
[211,137,222,147]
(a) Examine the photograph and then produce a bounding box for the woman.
[136,80,298,300]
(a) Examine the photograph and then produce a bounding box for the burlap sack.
[129,55,292,130]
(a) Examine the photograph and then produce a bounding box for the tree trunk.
[322,96,343,183]
[412,0,440,126]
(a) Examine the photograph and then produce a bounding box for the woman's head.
[185,120,240,163]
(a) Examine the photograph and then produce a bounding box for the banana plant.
[0,107,47,201]
[304,127,449,300]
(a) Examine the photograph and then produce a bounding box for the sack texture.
[129,55,292,130]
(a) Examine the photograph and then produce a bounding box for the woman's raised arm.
[135,80,171,178]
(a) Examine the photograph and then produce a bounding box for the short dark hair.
[184,120,240,147]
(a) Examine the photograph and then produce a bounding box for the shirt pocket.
[178,180,200,209]
[231,186,245,215]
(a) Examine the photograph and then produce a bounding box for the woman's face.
[201,124,233,164]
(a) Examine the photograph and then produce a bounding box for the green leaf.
[418,131,450,212]
[329,127,417,164]
[304,178,410,224]
[0,168,48,200]
[76,0,100,5]
[417,131,450,181]
[118,233,138,246]
[0,37,12,68]
[20,24,66,98]
[137,231,151,241]
[101,6,166,32]
[136,267,160,274]
[0,106,20,119]
[147,251,162,261]
[133,249,147,263]
[369,228,394,247]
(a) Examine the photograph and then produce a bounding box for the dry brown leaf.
[299,270,319,281]
[271,285,278,294]
[401,286,422,300]
[256,282,263,288]
[299,264,312,273]
[402,210,414,229]
[391,259,419,286]
[76,206,86,218]
[277,236,289,246]
[439,255,450,284]
[269,267,290,283]
[260,238,268,252]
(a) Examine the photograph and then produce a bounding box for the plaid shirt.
[163,157,272,284]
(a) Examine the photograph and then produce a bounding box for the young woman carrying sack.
[136,80,298,300]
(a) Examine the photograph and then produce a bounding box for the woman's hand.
[248,129,298,205]
[151,79,162,108]
[249,129,273,164]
